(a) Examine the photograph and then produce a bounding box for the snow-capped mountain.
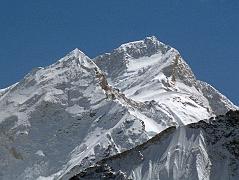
[72,110,239,180]
[0,36,237,180]
[0,49,148,180]
[95,36,236,118]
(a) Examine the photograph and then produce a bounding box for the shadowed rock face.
[71,110,239,180]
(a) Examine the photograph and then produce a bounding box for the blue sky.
[0,0,238,105]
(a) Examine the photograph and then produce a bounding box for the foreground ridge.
[70,110,239,180]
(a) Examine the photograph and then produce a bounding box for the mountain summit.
[0,37,237,180]
[95,37,236,121]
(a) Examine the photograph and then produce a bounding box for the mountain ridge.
[70,110,239,180]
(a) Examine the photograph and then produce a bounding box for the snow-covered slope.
[0,36,237,180]
[71,110,239,180]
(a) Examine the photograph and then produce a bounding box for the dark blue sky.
[0,0,238,105]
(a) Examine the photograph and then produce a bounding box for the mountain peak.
[54,48,96,70]
[94,36,196,85]
[118,35,159,49]
[63,48,88,61]
[144,35,159,44]
[111,36,170,59]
